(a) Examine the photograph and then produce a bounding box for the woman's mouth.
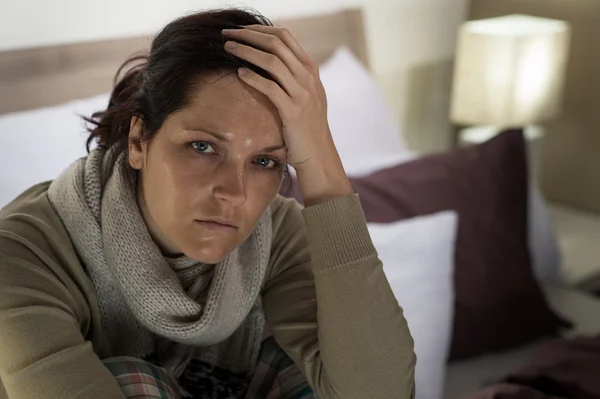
[195,219,239,234]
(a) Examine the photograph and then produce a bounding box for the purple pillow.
[286,130,569,360]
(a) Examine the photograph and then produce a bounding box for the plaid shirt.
[104,336,315,399]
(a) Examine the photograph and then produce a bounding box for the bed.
[1,7,600,399]
[444,285,600,399]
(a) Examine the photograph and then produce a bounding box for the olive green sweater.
[0,182,415,399]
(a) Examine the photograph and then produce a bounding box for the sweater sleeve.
[0,237,125,399]
[262,194,416,399]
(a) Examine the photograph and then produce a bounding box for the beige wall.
[470,0,600,213]
[371,1,469,153]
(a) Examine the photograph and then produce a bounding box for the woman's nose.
[213,163,247,206]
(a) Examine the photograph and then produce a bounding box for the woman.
[0,8,415,399]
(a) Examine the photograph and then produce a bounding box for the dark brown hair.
[84,8,275,155]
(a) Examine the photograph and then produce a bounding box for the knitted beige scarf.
[48,147,272,378]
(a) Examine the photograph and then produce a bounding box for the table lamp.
[450,14,571,179]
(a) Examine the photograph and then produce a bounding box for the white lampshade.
[450,14,571,126]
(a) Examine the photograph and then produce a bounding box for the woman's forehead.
[170,74,283,143]
[192,74,279,120]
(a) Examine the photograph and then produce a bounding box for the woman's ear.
[128,116,145,170]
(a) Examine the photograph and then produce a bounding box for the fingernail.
[225,41,237,49]
[222,28,235,34]
[238,67,249,75]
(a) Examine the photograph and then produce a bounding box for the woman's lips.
[195,220,238,234]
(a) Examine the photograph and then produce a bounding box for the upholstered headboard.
[0,8,368,115]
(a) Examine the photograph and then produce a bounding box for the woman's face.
[128,74,286,263]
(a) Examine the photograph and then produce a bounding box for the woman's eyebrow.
[263,144,286,153]
[184,127,228,142]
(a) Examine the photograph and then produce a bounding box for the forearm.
[303,196,416,398]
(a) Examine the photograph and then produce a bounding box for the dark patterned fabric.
[246,336,315,399]
[178,358,249,398]
[104,336,314,399]
[103,357,180,398]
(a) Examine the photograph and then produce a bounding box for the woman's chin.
[182,241,231,265]
[170,224,243,264]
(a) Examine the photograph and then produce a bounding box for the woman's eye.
[255,156,278,169]
[191,141,216,154]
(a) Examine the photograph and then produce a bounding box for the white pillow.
[0,93,109,208]
[319,46,411,176]
[369,211,458,399]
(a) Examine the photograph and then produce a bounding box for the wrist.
[294,154,353,207]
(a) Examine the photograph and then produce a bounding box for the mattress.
[444,284,600,399]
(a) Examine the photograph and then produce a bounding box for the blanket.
[463,334,600,399]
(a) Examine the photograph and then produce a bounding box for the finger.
[224,41,305,98]
[236,67,293,112]
[222,28,307,79]
[239,25,316,71]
